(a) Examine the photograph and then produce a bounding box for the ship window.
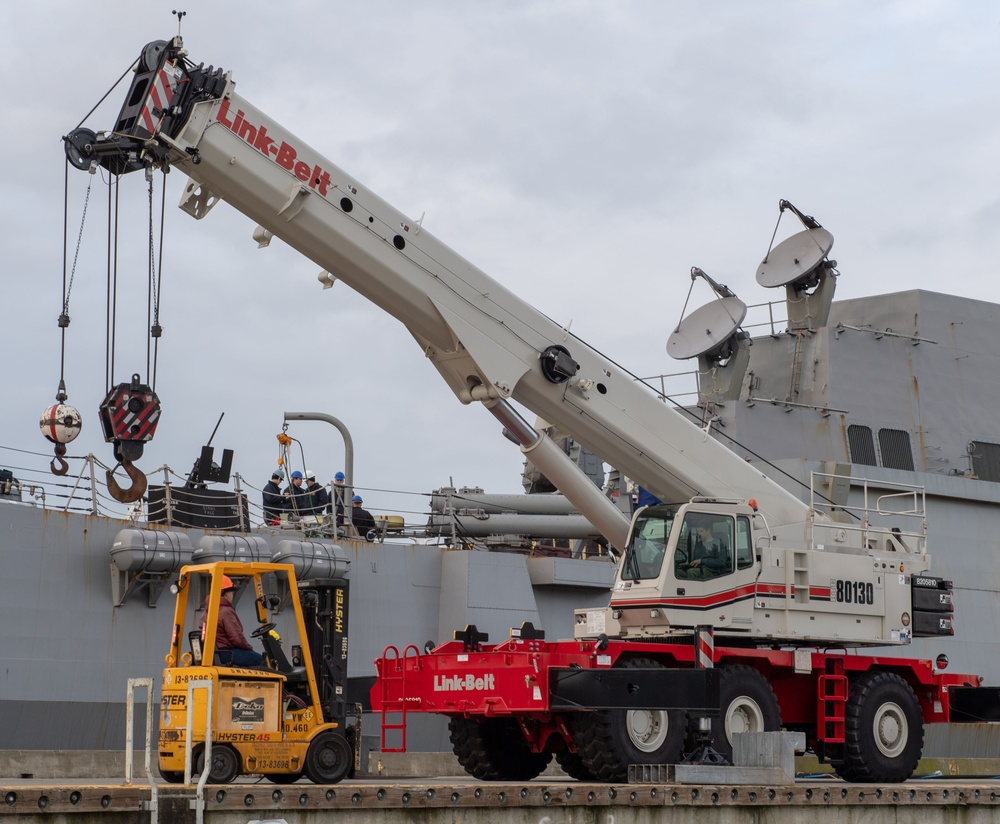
[878,428,915,471]
[847,425,877,466]
[969,440,1000,483]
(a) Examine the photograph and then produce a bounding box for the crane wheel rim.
[725,696,766,742]
[625,709,670,753]
[872,701,908,758]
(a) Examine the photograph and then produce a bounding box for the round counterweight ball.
[40,403,82,445]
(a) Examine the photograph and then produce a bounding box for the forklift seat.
[259,629,308,684]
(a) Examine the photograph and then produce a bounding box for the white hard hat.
[305,469,316,480]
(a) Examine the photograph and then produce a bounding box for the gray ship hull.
[0,495,614,751]
[8,287,1000,755]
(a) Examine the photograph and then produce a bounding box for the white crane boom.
[68,37,813,544]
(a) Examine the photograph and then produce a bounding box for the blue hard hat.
[352,495,363,503]
[334,471,346,481]
[291,470,304,479]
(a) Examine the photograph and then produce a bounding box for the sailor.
[200,575,263,667]
[283,470,311,519]
[305,470,330,518]
[332,471,347,525]
[351,494,377,536]
[262,469,285,525]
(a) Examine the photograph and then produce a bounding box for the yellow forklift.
[158,561,357,784]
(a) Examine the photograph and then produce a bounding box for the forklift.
[158,561,358,784]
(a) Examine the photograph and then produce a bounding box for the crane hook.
[107,460,148,504]
[50,443,69,476]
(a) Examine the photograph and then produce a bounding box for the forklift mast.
[298,578,350,726]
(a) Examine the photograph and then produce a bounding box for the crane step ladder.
[377,644,421,752]
[817,658,848,760]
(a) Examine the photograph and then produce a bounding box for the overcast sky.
[3,2,999,527]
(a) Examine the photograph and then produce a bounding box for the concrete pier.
[3,748,1000,824]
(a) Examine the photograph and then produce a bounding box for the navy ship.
[7,268,1000,753]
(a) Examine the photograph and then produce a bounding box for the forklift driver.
[200,575,264,667]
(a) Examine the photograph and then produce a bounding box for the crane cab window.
[622,506,677,581]
[675,513,735,581]
[736,516,754,570]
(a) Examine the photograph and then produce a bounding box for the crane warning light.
[748,499,759,511]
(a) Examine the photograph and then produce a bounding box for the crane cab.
[576,486,945,648]
[158,561,357,785]
[574,500,761,639]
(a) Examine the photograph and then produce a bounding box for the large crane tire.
[571,657,686,782]
[700,664,781,761]
[448,716,552,781]
[837,672,923,783]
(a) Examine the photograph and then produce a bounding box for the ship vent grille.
[847,424,877,466]
[969,440,1000,483]
[878,428,915,471]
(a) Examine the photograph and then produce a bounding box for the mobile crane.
[66,36,997,785]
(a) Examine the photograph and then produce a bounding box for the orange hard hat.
[221,575,235,591]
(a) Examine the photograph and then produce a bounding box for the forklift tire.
[195,744,241,784]
[304,731,353,784]
[837,671,923,783]
[157,767,184,784]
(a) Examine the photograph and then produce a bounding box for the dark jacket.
[200,597,252,650]
[352,504,377,534]
[306,481,331,516]
[685,538,728,577]
[262,480,284,523]
[283,481,311,516]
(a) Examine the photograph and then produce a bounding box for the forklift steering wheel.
[251,622,277,638]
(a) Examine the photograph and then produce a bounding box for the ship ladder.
[816,658,848,761]
[378,643,421,753]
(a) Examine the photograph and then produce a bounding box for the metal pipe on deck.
[429,488,583,515]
